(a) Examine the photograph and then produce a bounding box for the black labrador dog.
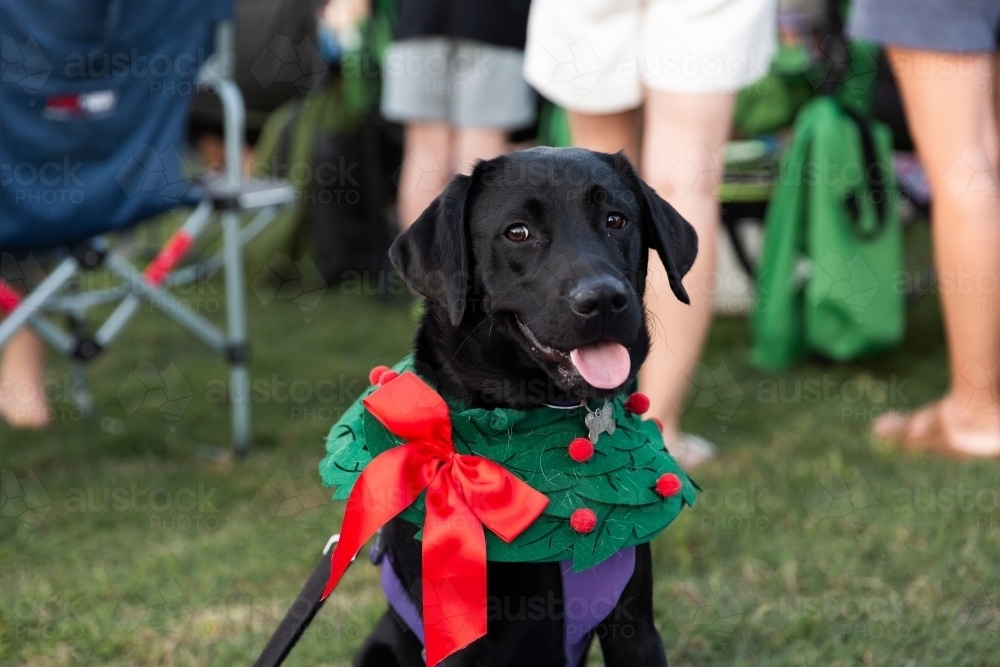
[356,147,697,667]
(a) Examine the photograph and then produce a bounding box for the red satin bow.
[321,371,549,667]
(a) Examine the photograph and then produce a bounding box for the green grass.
[2,262,999,666]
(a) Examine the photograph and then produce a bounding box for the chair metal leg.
[27,314,77,357]
[213,51,252,455]
[223,210,251,454]
[95,201,215,348]
[0,257,78,350]
[70,361,93,415]
[103,251,228,352]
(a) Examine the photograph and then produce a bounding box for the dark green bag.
[733,43,818,137]
[751,95,904,370]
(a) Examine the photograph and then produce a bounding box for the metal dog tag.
[585,401,616,444]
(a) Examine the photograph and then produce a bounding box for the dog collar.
[320,355,697,573]
[543,398,586,409]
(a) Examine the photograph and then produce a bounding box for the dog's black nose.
[568,277,629,318]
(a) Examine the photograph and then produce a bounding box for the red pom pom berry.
[368,365,391,386]
[378,370,399,385]
[651,417,664,433]
[570,508,598,534]
[624,392,650,415]
[656,473,683,498]
[568,437,594,462]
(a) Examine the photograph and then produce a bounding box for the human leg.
[397,122,453,230]
[875,48,1000,456]
[0,328,49,428]
[638,90,734,442]
[566,109,641,164]
[452,128,508,176]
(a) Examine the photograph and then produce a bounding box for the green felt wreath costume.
[319,357,697,571]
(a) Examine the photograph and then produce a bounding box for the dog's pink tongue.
[569,342,631,389]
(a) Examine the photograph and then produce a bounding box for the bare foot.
[874,395,1000,458]
[0,329,50,429]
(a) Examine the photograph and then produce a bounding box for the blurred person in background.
[850,2,1000,457]
[383,0,537,229]
[524,0,776,467]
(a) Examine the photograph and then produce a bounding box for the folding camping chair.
[0,0,294,453]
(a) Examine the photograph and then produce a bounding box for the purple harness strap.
[379,554,425,644]
[379,547,636,667]
[561,547,635,667]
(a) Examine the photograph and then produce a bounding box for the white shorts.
[523,0,777,114]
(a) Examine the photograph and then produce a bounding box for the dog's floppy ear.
[639,178,698,304]
[614,153,698,304]
[389,174,473,326]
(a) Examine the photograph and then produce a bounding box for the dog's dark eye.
[505,224,530,242]
[607,213,627,229]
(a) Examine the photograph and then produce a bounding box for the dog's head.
[390,147,698,408]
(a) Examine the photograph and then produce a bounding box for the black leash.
[252,535,339,667]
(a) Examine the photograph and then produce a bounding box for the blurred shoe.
[666,432,717,470]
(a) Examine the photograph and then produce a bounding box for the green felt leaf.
[318,355,697,569]
[362,409,401,456]
[319,398,372,496]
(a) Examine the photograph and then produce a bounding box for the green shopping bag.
[751,96,904,370]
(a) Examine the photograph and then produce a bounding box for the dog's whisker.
[448,317,490,363]
[645,306,668,343]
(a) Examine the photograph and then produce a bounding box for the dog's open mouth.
[516,318,631,390]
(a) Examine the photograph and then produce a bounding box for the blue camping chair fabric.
[0,0,294,452]
[0,0,230,249]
